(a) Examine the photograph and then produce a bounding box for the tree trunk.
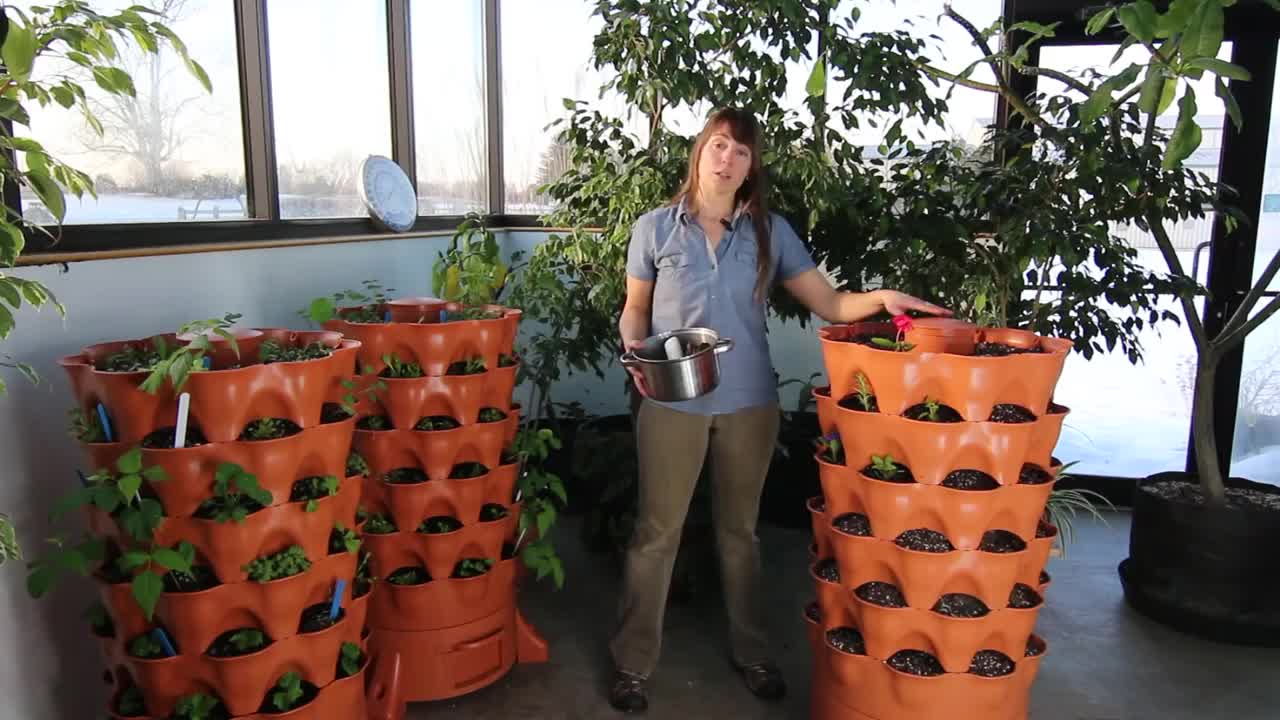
[1191,354,1227,504]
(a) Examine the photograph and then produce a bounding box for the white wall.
[0,229,831,719]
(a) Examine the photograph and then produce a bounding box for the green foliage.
[128,632,164,659]
[140,314,243,394]
[269,672,305,712]
[98,341,164,372]
[852,373,876,412]
[172,693,222,720]
[412,415,458,432]
[329,524,361,555]
[511,426,566,588]
[477,407,507,423]
[243,545,311,583]
[226,628,267,654]
[239,417,299,441]
[338,641,365,678]
[453,557,494,578]
[363,513,397,535]
[115,685,146,717]
[815,434,843,464]
[67,406,105,443]
[345,451,369,478]
[446,357,485,375]
[417,516,462,534]
[196,463,272,523]
[258,339,332,364]
[291,475,339,513]
[433,212,520,306]
[299,280,394,325]
[869,454,900,477]
[380,352,423,378]
[480,503,509,522]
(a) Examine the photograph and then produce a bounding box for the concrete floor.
[407,511,1280,719]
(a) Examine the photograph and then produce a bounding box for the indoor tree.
[0,1,210,562]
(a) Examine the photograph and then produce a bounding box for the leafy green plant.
[480,503,509,522]
[922,398,941,423]
[338,641,365,678]
[477,407,507,423]
[413,416,459,431]
[363,514,397,535]
[380,353,423,378]
[446,357,486,375]
[173,693,224,720]
[115,685,146,717]
[128,632,164,659]
[0,1,209,563]
[243,545,311,583]
[815,433,843,464]
[1043,463,1115,556]
[86,601,114,637]
[453,557,494,578]
[329,524,361,555]
[140,314,243,394]
[98,342,165,372]
[67,406,106,443]
[433,212,521,307]
[269,672,306,713]
[417,516,462,534]
[852,373,877,413]
[195,464,273,523]
[386,566,429,585]
[346,451,370,477]
[239,418,300,441]
[357,415,391,431]
[510,426,567,588]
[449,462,487,479]
[290,475,339,513]
[300,280,394,325]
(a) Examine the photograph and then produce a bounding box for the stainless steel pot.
[620,327,734,402]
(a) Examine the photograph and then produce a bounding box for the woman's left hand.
[880,290,952,317]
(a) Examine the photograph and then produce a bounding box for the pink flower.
[892,314,914,333]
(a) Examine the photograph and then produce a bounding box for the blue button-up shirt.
[626,198,817,415]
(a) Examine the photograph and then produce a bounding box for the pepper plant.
[0,1,208,563]
[432,212,520,307]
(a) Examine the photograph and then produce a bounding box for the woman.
[609,107,949,713]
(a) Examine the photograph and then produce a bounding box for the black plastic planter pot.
[759,411,821,529]
[1119,471,1280,646]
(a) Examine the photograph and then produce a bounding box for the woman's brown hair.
[672,108,772,301]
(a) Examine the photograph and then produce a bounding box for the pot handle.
[621,351,640,368]
[714,338,734,354]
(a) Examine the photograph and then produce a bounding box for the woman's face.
[698,126,752,197]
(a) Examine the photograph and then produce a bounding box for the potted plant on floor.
[29,317,368,718]
[807,316,1069,720]
[918,0,1280,647]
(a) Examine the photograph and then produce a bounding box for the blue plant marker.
[439,309,448,323]
[151,628,177,657]
[329,579,347,620]
[76,469,89,487]
[202,356,211,369]
[96,403,114,443]
[384,310,391,322]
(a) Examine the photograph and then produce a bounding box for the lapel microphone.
[719,218,732,230]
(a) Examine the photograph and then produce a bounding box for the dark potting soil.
[895,529,955,553]
[114,685,147,717]
[832,512,872,537]
[903,403,964,423]
[855,581,907,608]
[887,650,945,677]
[969,650,1016,677]
[299,602,345,633]
[356,415,392,431]
[1048,403,1069,414]
[826,627,867,655]
[1008,583,1043,609]
[328,528,357,555]
[141,425,208,448]
[320,403,353,424]
[478,407,508,423]
[838,394,879,413]
[815,558,840,583]
[812,496,827,513]
[1025,637,1046,657]
[1040,570,1051,585]
[414,415,461,431]
[989,404,1037,424]
[1036,522,1054,539]
[932,593,991,618]
[805,602,822,623]
[450,462,488,479]
[1142,479,1280,512]
[194,495,266,521]
[290,476,337,502]
[979,530,1028,554]
[502,542,517,561]
[163,566,219,593]
[842,332,895,347]
[206,628,271,658]
[418,516,463,534]
[1019,463,1053,485]
[480,503,509,522]
[974,342,1043,357]
[942,469,999,491]
[453,558,494,578]
[863,461,915,483]
[384,467,428,484]
[386,566,431,585]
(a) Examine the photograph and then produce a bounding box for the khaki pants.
[609,398,781,678]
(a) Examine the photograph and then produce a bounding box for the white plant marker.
[174,392,191,449]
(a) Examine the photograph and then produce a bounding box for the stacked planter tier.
[324,298,547,716]
[61,329,371,720]
[805,320,1071,720]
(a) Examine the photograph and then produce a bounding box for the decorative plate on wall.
[358,155,416,232]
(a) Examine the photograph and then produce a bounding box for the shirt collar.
[676,196,752,229]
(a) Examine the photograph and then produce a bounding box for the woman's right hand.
[622,339,651,398]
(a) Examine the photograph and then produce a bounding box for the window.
[1037,43,1231,477]
[268,0,392,219]
[19,0,247,225]
[411,0,487,215]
